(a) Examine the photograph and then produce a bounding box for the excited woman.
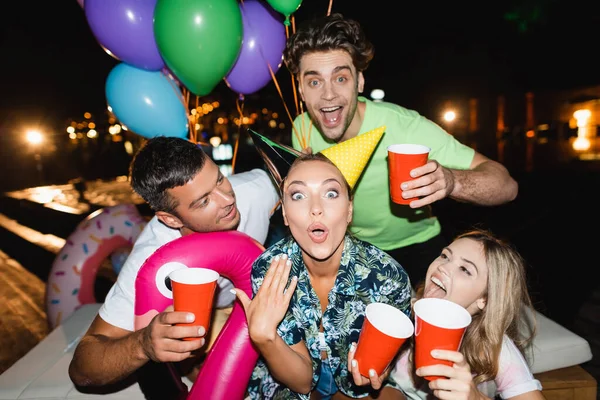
[233,152,412,399]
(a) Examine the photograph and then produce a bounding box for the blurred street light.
[25,129,44,184]
[26,129,43,145]
[443,110,457,123]
[210,136,222,147]
[573,137,591,151]
[370,89,385,102]
[573,109,592,152]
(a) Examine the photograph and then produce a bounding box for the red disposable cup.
[387,144,430,205]
[354,303,414,377]
[413,298,472,380]
[169,268,219,341]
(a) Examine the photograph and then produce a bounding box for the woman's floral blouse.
[247,234,412,399]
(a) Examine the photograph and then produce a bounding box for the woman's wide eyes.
[291,192,305,200]
[325,190,338,198]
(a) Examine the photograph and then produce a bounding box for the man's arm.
[69,316,147,386]
[402,151,518,208]
[449,152,518,205]
[69,310,206,387]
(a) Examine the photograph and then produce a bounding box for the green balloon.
[154,0,243,96]
[266,0,302,18]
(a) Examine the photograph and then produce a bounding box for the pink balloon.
[77,0,84,8]
[134,231,264,400]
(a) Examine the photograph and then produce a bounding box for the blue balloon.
[105,63,189,139]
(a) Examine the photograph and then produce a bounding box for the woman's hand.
[232,254,298,345]
[416,349,489,400]
[347,342,390,390]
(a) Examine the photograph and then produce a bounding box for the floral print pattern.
[247,235,412,399]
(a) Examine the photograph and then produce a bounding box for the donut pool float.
[134,230,264,400]
[45,204,146,329]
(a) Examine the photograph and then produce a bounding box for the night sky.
[1,0,600,132]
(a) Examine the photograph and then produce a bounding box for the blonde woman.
[234,153,412,399]
[383,230,545,400]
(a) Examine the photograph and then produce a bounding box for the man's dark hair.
[283,13,374,75]
[130,136,207,214]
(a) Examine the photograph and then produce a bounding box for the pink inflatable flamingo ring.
[134,230,264,400]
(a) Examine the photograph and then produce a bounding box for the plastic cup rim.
[387,144,431,155]
[365,302,414,339]
[168,267,220,285]
[413,298,472,329]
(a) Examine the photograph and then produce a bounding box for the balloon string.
[286,19,299,119]
[270,199,282,215]
[283,21,299,117]
[301,103,306,147]
[300,101,313,147]
[282,15,304,146]
[163,68,196,143]
[291,73,300,120]
[194,95,200,143]
[183,89,194,143]
[268,64,305,148]
[232,96,245,173]
[290,15,303,142]
[181,88,192,143]
[163,68,187,108]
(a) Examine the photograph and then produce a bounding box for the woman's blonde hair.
[279,153,353,201]
[415,229,536,384]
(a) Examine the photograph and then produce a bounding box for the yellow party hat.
[319,126,385,189]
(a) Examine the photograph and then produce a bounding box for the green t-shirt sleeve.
[408,117,475,170]
[291,118,302,151]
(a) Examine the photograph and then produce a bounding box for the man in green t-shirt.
[284,13,518,286]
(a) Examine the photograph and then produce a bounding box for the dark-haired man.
[69,136,279,389]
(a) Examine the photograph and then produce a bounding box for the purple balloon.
[225,0,286,95]
[85,0,164,71]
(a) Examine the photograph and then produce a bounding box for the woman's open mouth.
[423,275,447,299]
[307,222,329,243]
